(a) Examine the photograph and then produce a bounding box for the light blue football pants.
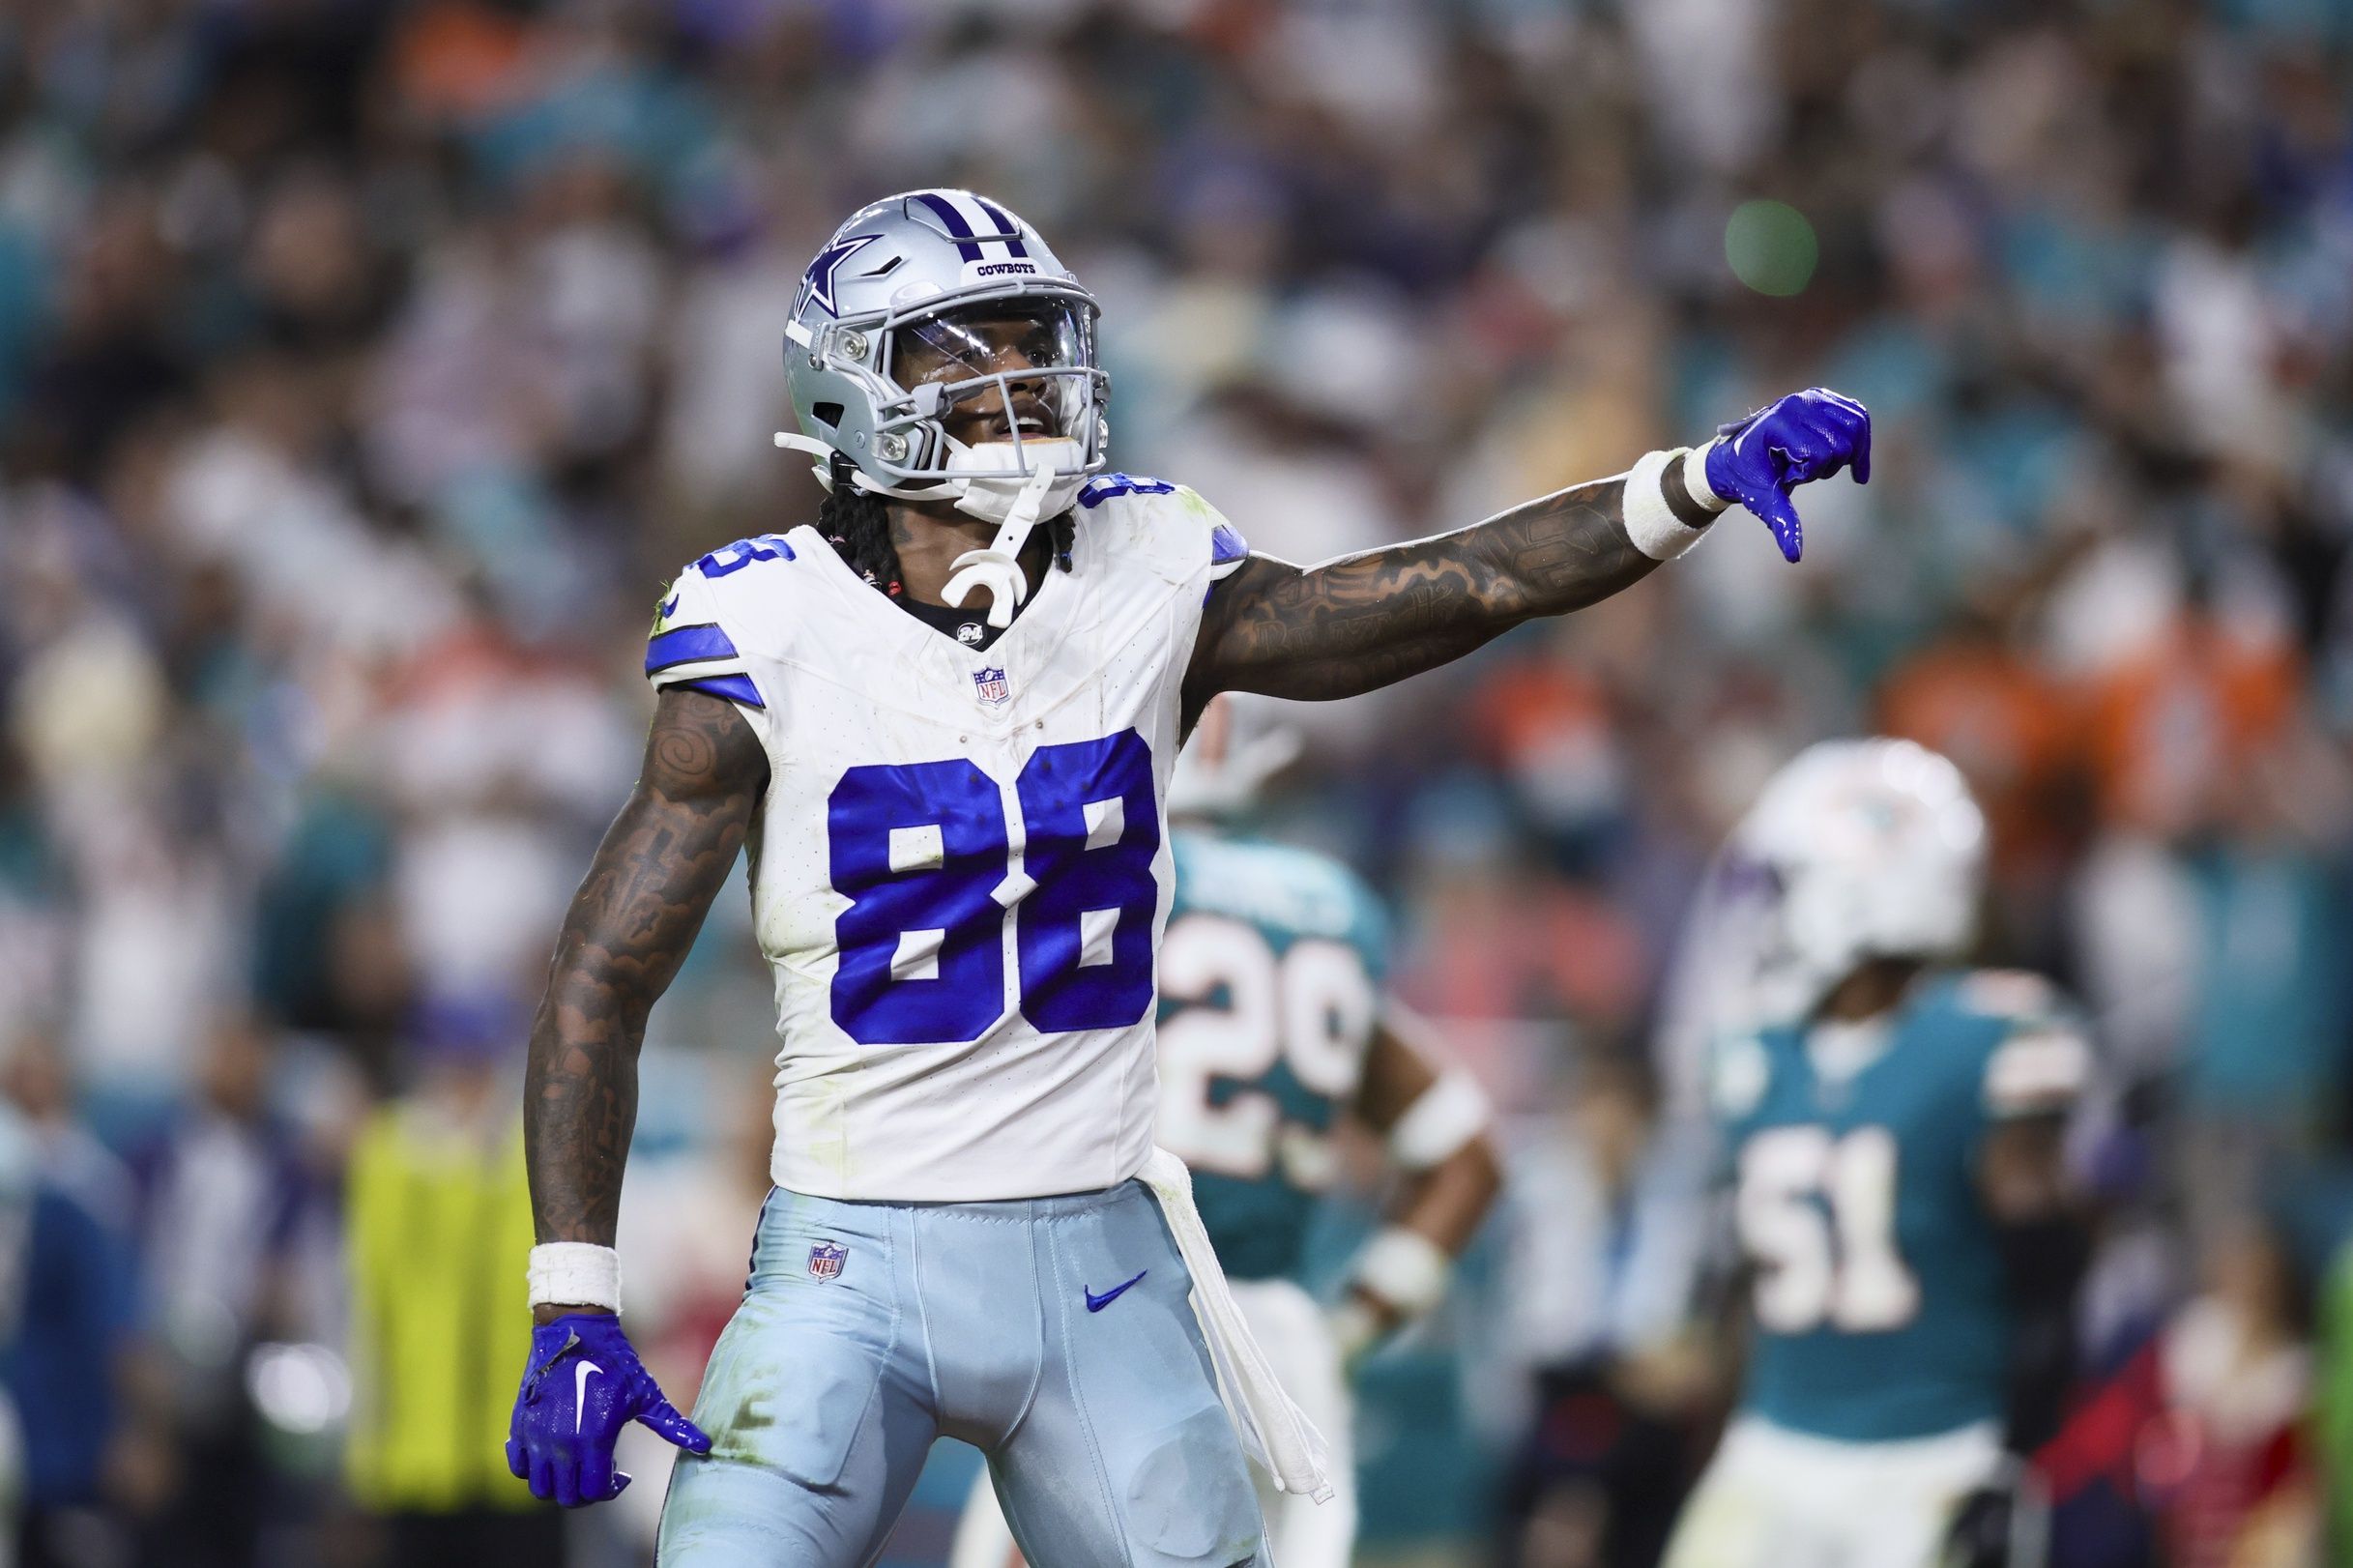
[656,1179,1267,1567]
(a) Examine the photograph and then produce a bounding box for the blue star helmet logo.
[796,232,883,320]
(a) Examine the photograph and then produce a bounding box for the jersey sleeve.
[645,562,766,711]
[1202,504,1250,581]
[1172,482,1250,581]
[1073,474,1249,589]
[1959,971,2092,1120]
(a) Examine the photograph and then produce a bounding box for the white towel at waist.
[1136,1147,1335,1503]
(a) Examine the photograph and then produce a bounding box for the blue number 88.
[827,731,1159,1044]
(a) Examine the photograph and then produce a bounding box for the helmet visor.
[890,298,1096,441]
[893,298,1092,383]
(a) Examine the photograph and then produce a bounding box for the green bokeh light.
[1726,200,1818,297]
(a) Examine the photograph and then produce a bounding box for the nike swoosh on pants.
[1084,1270,1147,1313]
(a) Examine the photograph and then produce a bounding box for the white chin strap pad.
[943,464,1057,627]
[944,458,1071,627]
[771,430,1089,626]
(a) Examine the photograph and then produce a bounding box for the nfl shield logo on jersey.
[972,666,1011,707]
[807,1241,847,1282]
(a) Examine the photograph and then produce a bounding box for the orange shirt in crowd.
[1878,633,2076,870]
[2081,618,2299,835]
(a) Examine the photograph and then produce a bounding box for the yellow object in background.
[343,1102,537,1514]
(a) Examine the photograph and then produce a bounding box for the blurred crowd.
[2,0,2352,1563]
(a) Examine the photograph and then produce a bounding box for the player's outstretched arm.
[508,688,764,1509]
[1185,389,1868,709]
[524,687,768,1259]
[1189,473,1655,708]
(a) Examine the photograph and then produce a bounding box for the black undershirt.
[885,540,1055,652]
[893,589,1012,652]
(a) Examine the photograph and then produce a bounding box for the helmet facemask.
[781,290,1108,624]
[888,298,1098,467]
[790,292,1105,489]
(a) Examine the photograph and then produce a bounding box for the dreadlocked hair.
[818,451,1077,598]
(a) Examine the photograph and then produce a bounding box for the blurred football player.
[946,695,1502,1568]
[503,187,1871,1564]
[1662,740,2090,1568]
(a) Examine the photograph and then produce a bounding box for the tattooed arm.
[1185,389,1874,711]
[522,687,767,1319]
[1187,466,1678,711]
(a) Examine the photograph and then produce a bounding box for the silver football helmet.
[774,190,1109,624]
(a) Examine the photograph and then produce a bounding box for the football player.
[945,695,1503,1568]
[504,188,1870,1565]
[1661,740,2090,1568]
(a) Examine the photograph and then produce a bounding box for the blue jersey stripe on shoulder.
[695,535,794,578]
[646,623,739,675]
[675,672,765,710]
[1078,473,1177,509]
[1210,521,1248,565]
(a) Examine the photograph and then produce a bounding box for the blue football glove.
[506,1313,711,1508]
[1701,387,1873,563]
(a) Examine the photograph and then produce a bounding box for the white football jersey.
[647,476,1250,1202]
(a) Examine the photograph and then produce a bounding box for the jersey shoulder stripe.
[643,536,810,713]
[646,622,740,675]
[1948,969,2091,1118]
[1209,518,1249,573]
[1951,968,2064,1025]
[1078,472,1177,508]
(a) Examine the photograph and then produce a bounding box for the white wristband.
[1388,1071,1491,1171]
[1350,1227,1452,1320]
[528,1242,623,1313]
[1622,449,1714,561]
[1681,438,1735,511]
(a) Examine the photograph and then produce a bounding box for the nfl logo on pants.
[807,1241,847,1282]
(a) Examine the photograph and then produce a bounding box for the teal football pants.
[657,1180,1265,1567]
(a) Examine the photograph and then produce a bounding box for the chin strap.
[942,463,1060,627]
[775,432,1073,625]
[772,431,834,485]
[773,432,937,502]
[774,433,934,503]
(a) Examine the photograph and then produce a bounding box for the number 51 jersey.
[1710,971,2088,1442]
[646,479,1250,1204]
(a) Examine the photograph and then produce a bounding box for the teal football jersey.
[1155,829,1391,1281]
[1712,970,2086,1442]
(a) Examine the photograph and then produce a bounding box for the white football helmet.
[1166,694,1302,823]
[1727,738,1989,1012]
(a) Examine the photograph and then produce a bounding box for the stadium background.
[0,0,2347,1563]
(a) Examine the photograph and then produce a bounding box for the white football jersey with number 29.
[646,477,1249,1203]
